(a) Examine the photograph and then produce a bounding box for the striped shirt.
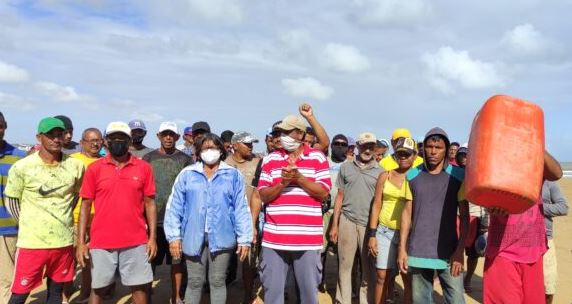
[258,145,331,251]
[0,142,27,235]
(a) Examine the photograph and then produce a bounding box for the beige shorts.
[543,239,557,295]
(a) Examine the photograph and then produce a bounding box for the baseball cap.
[395,137,416,153]
[392,128,412,140]
[183,127,193,136]
[158,121,179,134]
[357,132,377,145]
[231,131,259,144]
[128,119,146,131]
[38,117,65,134]
[105,121,132,138]
[347,137,356,147]
[332,134,348,144]
[54,115,73,130]
[379,138,390,147]
[192,121,211,133]
[457,147,468,154]
[276,115,306,132]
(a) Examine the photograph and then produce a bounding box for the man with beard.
[143,122,192,304]
[77,121,157,304]
[5,117,84,304]
[129,119,154,158]
[225,132,263,303]
[329,132,383,304]
[398,128,468,304]
[54,115,80,155]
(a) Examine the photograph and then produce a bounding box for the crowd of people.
[0,103,568,304]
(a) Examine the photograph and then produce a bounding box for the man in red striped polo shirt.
[258,114,331,304]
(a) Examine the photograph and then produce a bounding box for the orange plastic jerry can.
[465,95,545,214]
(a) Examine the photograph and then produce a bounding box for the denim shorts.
[375,224,400,269]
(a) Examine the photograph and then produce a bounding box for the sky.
[0,0,571,160]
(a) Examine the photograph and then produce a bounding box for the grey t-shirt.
[131,146,154,159]
[542,181,569,240]
[337,159,384,226]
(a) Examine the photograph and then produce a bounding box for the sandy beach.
[25,179,572,304]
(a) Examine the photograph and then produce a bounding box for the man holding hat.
[330,132,384,304]
[77,121,157,304]
[176,127,194,157]
[380,128,424,171]
[129,119,154,158]
[143,122,192,304]
[226,131,263,303]
[4,117,84,304]
[258,114,331,304]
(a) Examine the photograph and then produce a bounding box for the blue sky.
[0,0,571,160]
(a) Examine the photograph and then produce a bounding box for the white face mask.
[280,134,301,152]
[200,149,221,165]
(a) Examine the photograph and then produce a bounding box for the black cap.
[192,121,211,133]
[220,130,234,143]
[271,120,282,131]
[54,115,73,130]
[332,134,348,144]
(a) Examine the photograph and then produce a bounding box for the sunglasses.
[396,151,413,158]
[332,142,348,147]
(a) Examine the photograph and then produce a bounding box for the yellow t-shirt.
[379,176,412,230]
[70,152,99,224]
[380,154,424,171]
[4,152,84,248]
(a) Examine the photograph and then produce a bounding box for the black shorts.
[152,227,183,266]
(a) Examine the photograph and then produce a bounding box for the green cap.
[37,117,65,134]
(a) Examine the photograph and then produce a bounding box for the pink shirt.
[486,198,547,263]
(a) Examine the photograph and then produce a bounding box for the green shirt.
[4,152,84,249]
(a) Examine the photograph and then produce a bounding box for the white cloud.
[503,24,547,55]
[321,43,371,73]
[281,77,334,101]
[35,81,99,109]
[351,0,431,27]
[130,111,164,123]
[0,60,30,82]
[144,0,244,25]
[0,92,35,111]
[422,46,505,93]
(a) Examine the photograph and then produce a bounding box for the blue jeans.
[185,245,232,304]
[410,266,465,304]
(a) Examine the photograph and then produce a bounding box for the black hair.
[425,135,450,147]
[220,130,234,143]
[306,127,315,135]
[196,133,228,162]
[450,142,460,147]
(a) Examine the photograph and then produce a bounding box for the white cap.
[105,121,131,138]
[158,121,179,134]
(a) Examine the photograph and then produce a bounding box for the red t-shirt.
[258,145,331,251]
[80,155,155,249]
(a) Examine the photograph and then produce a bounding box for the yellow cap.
[392,128,412,140]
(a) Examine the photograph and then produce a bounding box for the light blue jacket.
[164,161,253,256]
